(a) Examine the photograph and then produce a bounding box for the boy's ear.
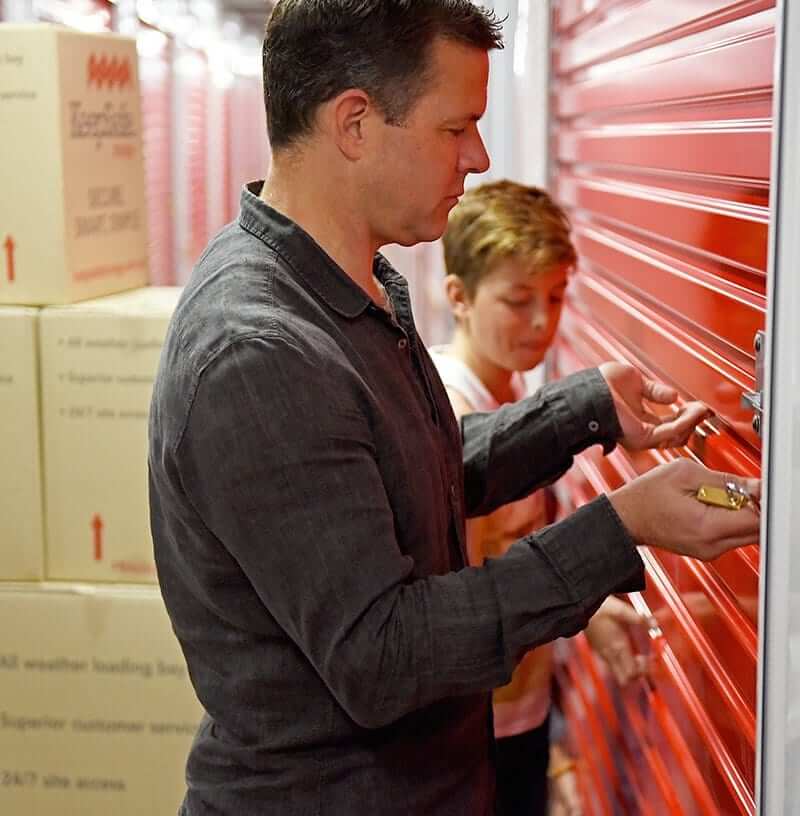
[444,274,471,321]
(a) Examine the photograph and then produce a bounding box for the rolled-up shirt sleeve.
[178,337,642,729]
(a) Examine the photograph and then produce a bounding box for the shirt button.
[398,338,408,350]
[588,420,600,433]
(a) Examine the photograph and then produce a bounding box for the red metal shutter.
[138,26,175,285]
[173,46,209,283]
[220,85,233,225]
[186,51,209,276]
[549,2,772,813]
[228,75,271,216]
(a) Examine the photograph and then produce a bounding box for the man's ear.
[324,89,371,160]
[444,274,471,321]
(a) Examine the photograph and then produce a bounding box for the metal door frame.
[756,0,800,811]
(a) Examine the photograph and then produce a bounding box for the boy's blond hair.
[443,180,576,294]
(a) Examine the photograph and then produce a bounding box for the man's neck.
[260,155,383,303]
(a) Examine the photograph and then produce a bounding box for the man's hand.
[584,596,654,686]
[599,362,711,451]
[609,458,761,560]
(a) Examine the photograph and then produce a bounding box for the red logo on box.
[87,54,132,90]
[91,514,104,561]
[2,236,14,283]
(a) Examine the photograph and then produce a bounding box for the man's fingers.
[698,531,761,560]
[706,532,762,558]
[646,402,710,446]
[675,401,712,428]
[703,470,762,507]
[744,477,762,501]
[638,405,662,425]
[643,378,678,405]
[705,502,761,536]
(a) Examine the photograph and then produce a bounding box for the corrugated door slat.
[172,46,209,283]
[228,75,271,218]
[550,2,772,812]
[138,26,174,285]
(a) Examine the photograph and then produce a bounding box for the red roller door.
[138,25,175,285]
[228,75,271,218]
[173,46,209,283]
[549,2,772,813]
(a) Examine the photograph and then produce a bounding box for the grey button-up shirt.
[149,182,644,815]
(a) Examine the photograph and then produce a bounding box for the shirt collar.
[238,181,405,319]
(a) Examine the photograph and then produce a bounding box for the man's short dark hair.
[263,0,504,151]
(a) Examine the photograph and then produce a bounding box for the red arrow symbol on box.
[3,236,14,283]
[91,514,104,561]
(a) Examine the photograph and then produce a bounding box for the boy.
[432,181,649,816]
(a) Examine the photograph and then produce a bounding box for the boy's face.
[462,256,570,372]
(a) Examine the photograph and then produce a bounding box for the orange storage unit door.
[549,2,771,813]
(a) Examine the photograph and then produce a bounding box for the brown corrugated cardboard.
[0,25,149,305]
[0,307,44,580]
[39,287,181,582]
[0,582,202,815]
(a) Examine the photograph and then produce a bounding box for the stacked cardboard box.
[39,286,182,582]
[0,25,149,305]
[0,584,203,816]
[0,308,43,580]
[0,25,199,815]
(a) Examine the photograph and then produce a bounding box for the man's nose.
[461,127,490,175]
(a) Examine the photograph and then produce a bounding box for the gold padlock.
[695,484,749,511]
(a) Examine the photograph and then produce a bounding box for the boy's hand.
[549,743,583,816]
[585,596,653,686]
[599,361,711,451]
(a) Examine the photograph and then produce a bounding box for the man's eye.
[502,298,531,308]
[448,128,466,136]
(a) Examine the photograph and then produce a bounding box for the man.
[149,3,760,815]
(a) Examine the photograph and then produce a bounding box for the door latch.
[741,330,765,436]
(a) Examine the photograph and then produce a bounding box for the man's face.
[463,258,570,373]
[364,38,490,247]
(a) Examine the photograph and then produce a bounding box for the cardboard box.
[0,307,44,580]
[0,583,202,815]
[0,25,149,305]
[39,287,181,582]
